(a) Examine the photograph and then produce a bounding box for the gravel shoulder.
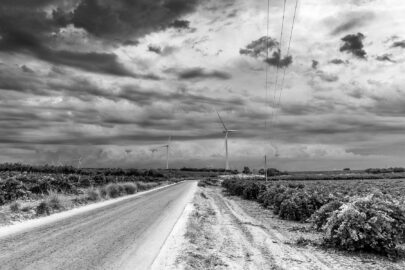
[177,185,405,270]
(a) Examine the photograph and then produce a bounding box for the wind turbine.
[151,136,171,169]
[217,112,237,171]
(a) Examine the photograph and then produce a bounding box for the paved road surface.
[0,181,197,270]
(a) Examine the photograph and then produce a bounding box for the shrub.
[310,200,343,230]
[48,193,64,210]
[36,201,51,215]
[137,182,159,191]
[198,178,219,187]
[79,177,92,188]
[49,178,77,193]
[242,182,264,200]
[99,186,108,198]
[10,202,20,212]
[21,205,32,212]
[197,181,206,187]
[105,183,121,198]
[121,182,137,194]
[323,194,405,256]
[29,179,51,194]
[0,178,29,204]
[86,189,100,201]
[257,185,287,208]
[278,190,327,221]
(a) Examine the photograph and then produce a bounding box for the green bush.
[86,189,100,201]
[48,193,64,210]
[99,186,108,198]
[257,184,288,208]
[310,200,343,230]
[79,177,92,188]
[105,183,121,198]
[36,201,51,215]
[323,194,405,256]
[0,178,29,204]
[121,182,137,194]
[278,190,327,221]
[10,202,20,212]
[242,182,264,200]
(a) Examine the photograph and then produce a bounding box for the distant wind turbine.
[151,136,171,169]
[217,111,237,171]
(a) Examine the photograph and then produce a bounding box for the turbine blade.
[216,111,227,131]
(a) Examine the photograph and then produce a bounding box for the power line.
[265,0,270,133]
[276,0,299,114]
[264,0,270,181]
[272,0,287,110]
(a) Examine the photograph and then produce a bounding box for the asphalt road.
[0,181,197,270]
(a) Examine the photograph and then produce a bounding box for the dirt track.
[0,181,197,270]
[177,186,405,270]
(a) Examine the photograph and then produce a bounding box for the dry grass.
[86,189,100,201]
[180,191,225,269]
[9,202,20,212]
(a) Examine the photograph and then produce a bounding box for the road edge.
[0,181,182,238]
[150,183,197,270]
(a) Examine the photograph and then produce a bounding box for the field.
[221,176,405,259]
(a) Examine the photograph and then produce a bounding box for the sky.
[0,0,405,170]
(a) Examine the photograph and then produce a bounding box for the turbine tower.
[217,112,237,171]
[151,136,171,169]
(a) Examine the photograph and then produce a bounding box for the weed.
[121,182,137,194]
[296,236,312,247]
[105,183,121,198]
[86,189,100,201]
[48,192,64,210]
[9,202,20,212]
[36,201,51,215]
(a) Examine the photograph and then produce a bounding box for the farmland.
[221,176,405,259]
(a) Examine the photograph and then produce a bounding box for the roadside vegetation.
[222,177,405,258]
[0,163,194,225]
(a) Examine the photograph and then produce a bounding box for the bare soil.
[177,186,405,270]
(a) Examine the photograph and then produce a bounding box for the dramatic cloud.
[331,12,375,35]
[21,65,34,73]
[340,33,367,58]
[265,51,293,68]
[170,67,232,80]
[329,59,345,65]
[376,54,395,63]
[1,0,405,170]
[312,60,319,69]
[392,40,405,48]
[168,20,191,29]
[60,0,200,40]
[148,45,162,54]
[240,37,293,68]
[239,36,278,58]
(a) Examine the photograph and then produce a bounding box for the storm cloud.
[168,20,191,29]
[340,33,367,59]
[239,36,279,58]
[265,51,293,68]
[168,67,232,80]
[392,40,405,48]
[58,0,200,40]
